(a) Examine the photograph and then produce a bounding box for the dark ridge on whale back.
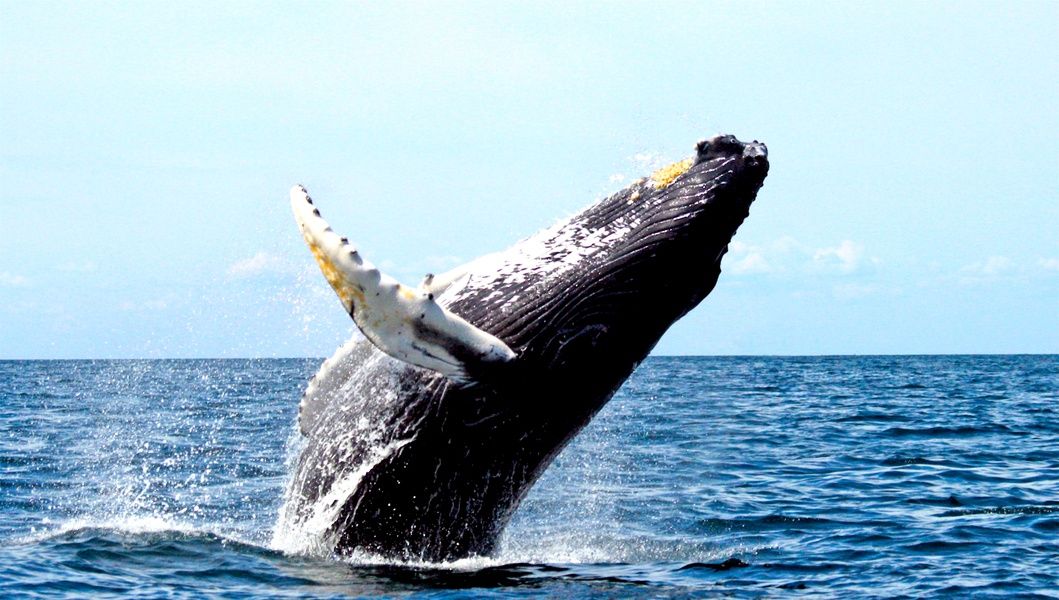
[678,557,750,571]
[939,505,1059,518]
[880,455,948,466]
[838,413,911,423]
[884,424,1027,437]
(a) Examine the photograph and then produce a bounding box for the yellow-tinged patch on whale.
[650,158,693,190]
[308,241,366,310]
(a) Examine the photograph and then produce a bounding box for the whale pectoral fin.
[290,185,517,383]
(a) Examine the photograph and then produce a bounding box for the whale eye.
[716,136,741,153]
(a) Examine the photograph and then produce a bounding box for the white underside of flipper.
[290,185,516,384]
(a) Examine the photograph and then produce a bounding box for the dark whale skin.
[280,135,769,561]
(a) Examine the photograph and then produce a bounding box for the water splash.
[6,359,311,550]
[269,347,418,556]
[271,435,415,556]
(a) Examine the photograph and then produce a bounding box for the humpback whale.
[276,134,769,561]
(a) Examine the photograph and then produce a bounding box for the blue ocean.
[1,356,1056,598]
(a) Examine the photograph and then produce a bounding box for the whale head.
[448,134,769,403]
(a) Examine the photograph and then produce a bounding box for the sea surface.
[1,356,1057,598]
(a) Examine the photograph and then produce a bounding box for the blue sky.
[1,1,1056,358]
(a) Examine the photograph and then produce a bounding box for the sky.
[1,1,1056,359]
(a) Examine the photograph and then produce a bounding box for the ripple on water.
[0,356,1056,597]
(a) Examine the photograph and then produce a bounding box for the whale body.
[276,135,769,561]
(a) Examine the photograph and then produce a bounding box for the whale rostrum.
[277,134,770,561]
[290,185,516,384]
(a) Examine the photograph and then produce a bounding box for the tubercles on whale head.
[696,133,768,171]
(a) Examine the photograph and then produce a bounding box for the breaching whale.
[276,134,769,561]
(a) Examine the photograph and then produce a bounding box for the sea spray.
[270,348,414,556]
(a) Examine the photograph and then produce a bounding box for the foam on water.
[271,435,417,556]
[17,515,202,546]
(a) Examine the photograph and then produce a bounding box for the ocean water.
[1,355,1057,598]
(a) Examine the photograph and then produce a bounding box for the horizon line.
[1,352,1056,362]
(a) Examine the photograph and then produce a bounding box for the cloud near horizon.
[1036,257,1059,272]
[0,272,28,287]
[227,252,292,279]
[726,237,877,277]
[57,261,98,273]
[957,255,1059,285]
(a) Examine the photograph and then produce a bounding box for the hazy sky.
[1,1,1056,358]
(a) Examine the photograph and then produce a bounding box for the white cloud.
[632,152,656,165]
[957,256,1017,284]
[725,237,875,277]
[961,255,1013,277]
[727,241,773,274]
[1037,257,1059,272]
[630,152,667,170]
[812,240,864,274]
[0,272,28,287]
[729,252,772,275]
[227,252,289,278]
[956,255,1059,284]
[608,173,626,183]
[58,261,97,273]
